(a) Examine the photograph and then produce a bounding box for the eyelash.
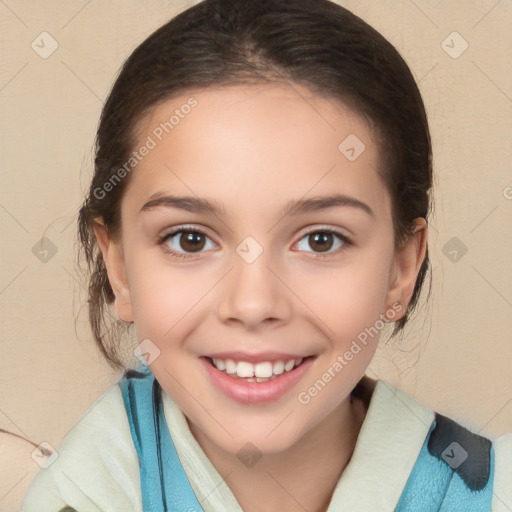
[156,225,352,260]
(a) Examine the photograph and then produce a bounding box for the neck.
[188,377,375,512]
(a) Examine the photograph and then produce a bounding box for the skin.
[94,82,427,512]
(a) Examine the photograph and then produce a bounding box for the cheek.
[295,252,393,339]
[126,253,218,343]
[124,227,394,345]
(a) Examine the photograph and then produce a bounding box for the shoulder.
[21,383,142,512]
[492,431,512,511]
[385,381,511,512]
[422,407,512,511]
[357,378,510,510]
[426,411,493,490]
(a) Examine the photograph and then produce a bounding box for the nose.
[216,248,292,331]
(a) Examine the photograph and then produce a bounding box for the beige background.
[1,0,511,510]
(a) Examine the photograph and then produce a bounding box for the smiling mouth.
[206,356,314,382]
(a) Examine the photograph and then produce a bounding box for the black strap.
[427,412,492,491]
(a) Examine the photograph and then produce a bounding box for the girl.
[21,0,511,510]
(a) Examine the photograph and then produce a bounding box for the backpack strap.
[395,412,495,511]
[119,365,204,512]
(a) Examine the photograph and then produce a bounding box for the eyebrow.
[139,192,375,218]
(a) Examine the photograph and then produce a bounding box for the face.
[95,82,426,456]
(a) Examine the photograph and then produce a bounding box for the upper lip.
[203,351,314,364]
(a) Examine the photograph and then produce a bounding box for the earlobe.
[385,218,428,321]
[92,219,133,323]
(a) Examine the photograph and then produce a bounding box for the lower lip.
[200,357,315,404]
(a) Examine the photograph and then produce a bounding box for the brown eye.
[308,232,334,252]
[295,228,348,256]
[179,231,206,252]
[160,227,216,256]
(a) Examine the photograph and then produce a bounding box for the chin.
[189,412,308,457]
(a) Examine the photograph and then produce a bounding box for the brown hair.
[77,0,433,370]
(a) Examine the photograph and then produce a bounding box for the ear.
[385,218,428,321]
[93,218,133,323]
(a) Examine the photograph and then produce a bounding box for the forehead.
[124,83,390,221]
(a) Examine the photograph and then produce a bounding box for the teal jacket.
[119,364,496,512]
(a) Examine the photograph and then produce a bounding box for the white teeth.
[272,360,284,375]
[284,359,295,372]
[210,356,307,378]
[236,361,254,378]
[245,377,273,383]
[254,362,273,378]
[225,359,237,374]
[213,358,225,371]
